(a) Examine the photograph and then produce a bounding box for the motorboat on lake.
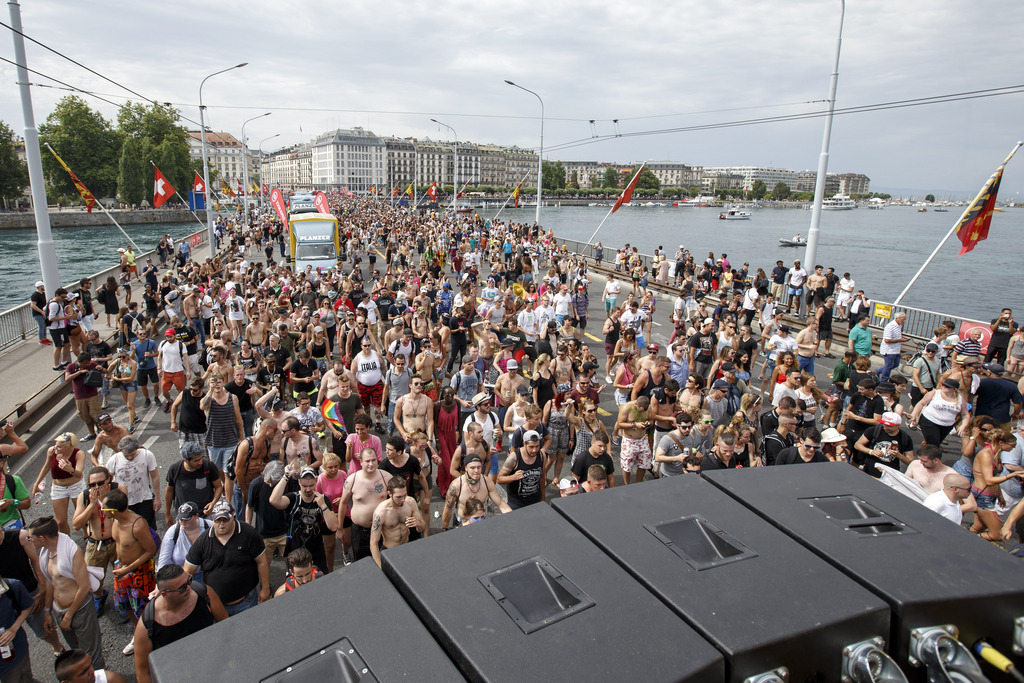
[719,208,751,220]
[779,234,807,247]
[821,193,856,210]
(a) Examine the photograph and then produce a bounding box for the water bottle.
[33,492,43,505]
[0,627,11,661]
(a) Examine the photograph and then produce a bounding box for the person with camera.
[269,466,338,575]
[65,352,103,442]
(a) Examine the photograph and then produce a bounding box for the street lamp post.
[199,62,247,251]
[258,133,280,215]
[241,112,270,222]
[505,80,544,226]
[430,118,458,215]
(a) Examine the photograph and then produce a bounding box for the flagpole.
[892,140,1022,307]
[150,161,205,229]
[494,170,533,222]
[587,162,646,245]
[44,143,141,250]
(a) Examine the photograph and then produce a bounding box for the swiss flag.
[153,166,175,208]
[193,172,205,194]
[261,184,269,195]
[426,182,437,199]
[237,178,244,195]
[612,164,645,214]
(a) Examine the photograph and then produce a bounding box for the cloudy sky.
[3,0,1023,198]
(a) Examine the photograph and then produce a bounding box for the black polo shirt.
[185,520,265,604]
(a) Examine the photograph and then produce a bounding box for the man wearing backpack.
[133,564,227,683]
[450,358,482,419]
[157,330,190,413]
[104,488,157,656]
[47,287,72,371]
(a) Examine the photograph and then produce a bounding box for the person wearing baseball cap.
[440,447,511,531]
[183,498,270,614]
[910,342,943,406]
[558,477,580,497]
[161,502,212,582]
[497,429,545,509]
[268,464,337,575]
[853,411,914,478]
[975,361,1022,429]
[30,280,51,346]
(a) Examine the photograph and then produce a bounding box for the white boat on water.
[779,235,807,247]
[822,193,856,210]
[719,208,751,220]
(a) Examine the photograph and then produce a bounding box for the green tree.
[635,168,660,191]
[925,193,935,203]
[117,135,147,205]
[773,182,791,201]
[750,179,767,200]
[603,167,619,188]
[39,96,121,201]
[0,121,29,204]
[116,102,191,204]
[542,160,566,190]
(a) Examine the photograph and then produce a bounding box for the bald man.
[922,473,973,525]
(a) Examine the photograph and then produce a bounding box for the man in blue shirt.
[0,576,38,681]
[132,328,161,408]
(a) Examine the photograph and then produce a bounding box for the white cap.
[35,281,44,288]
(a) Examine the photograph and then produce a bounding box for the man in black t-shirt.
[245,462,290,560]
[163,442,223,526]
[842,378,885,461]
[30,281,50,345]
[687,318,718,379]
[570,432,616,485]
[447,310,471,373]
[269,468,337,574]
[184,501,269,616]
[854,412,915,478]
[775,428,828,465]
[226,367,257,437]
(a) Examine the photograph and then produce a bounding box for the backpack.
[129,312,144,337]
[141,581,210,642]
[44,299,61,327]
[225,437,254,481]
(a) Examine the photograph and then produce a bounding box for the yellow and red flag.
[221,179,236,197]
[955,144,1021,257]
[46,144,97,213]
[404,183,414,197]
[512,182,522,208]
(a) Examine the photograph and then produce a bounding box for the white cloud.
[3,0,1023,196]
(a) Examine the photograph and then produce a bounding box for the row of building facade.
[187,128,869,196]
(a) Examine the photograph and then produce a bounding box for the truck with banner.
[288,192,339,273]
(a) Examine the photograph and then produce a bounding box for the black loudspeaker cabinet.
[704,463,1024,674]
[551,474,891,682]
[149,560,465,682]
[381,503,724,682]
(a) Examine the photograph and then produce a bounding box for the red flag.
[314,191,330,214]
[46,145,97,213]
[955,145,1020,257]
[512,183,522,208]
[261,183,269,195]
[152,165,175,208]
[237,178,244,195]
[193,172,205,194]
[612,164,645,213]
[426,182,437,200]
[269,188,288,230]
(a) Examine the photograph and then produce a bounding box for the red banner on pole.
[269,188,289,230]
[188,232,202,248]
[314,191,330,214]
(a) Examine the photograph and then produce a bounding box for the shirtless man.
[369,477,425,569]
[29,516,106,670]
[441,455,511,530]
[202,346,234,386]
[244,316,269,352]
[280,415,323,473]
[254,387,290,457]
[72,467,117,610]
[493,359,526,419]
[449,422,492,480]
[337,448,392,562]
[615,396,654,485]
[104,488,157,655]
[317,359,352,407]
[905,444,957,494]
[90,413,130,467]
[394,376,435,442]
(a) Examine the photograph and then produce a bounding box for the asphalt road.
[11,246,949,682]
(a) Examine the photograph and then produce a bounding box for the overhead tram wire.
[0,55,122,108]
[544,83,1024,154]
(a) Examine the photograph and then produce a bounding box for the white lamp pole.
[241,112,270,222]
[802,0,846,286]
[199,62,247,250]
[505,80,544,226]
[430,118,458,214]
[258,133,280,214]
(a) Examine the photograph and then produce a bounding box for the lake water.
[1,204,1016,321]
[0,221,203,312]
[497,203,1020,321]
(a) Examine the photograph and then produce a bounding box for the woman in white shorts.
[31,432,86,534]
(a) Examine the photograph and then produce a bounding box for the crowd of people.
[3,194,1023,682]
